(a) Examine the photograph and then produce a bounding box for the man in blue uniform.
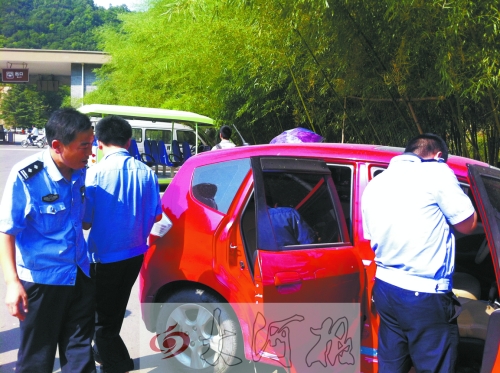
[0,108,95,373]
[362,133,478,373]
[83,116,162,373]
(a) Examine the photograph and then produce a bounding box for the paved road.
[0,140,279,373]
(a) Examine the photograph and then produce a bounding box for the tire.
[155,288,243,373]
[21,140,29,148]
[36,140,45,148]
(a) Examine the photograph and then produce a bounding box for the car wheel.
[155,288,243,373]
[21,140,29,148]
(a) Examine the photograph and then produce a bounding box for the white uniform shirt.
[361,153,475,293]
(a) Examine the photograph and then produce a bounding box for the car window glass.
[371,167,386,178]
[263,171,342,248]
[329,165,353,239]
[177,130,196,146]
[145,129,172,144]
[192,158,251,214]
[480,175,500,213]
[131,128,142,143]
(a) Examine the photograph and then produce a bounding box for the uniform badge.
[19,161,44,181]
[42,194,59,202]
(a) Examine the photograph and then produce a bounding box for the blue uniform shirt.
[268,206,316,247]
[0,150,89,285]
[84,149,162,263]
[361,153,475,293]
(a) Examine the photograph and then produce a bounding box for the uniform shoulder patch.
[19,160,44,181]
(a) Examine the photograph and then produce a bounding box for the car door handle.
[274,272,302,286]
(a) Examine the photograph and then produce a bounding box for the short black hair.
[45,108,92,146]
[404,133,449,162]
[95,116,132,147]
[220,125,232,140]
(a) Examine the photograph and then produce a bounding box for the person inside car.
[267,199,316,247]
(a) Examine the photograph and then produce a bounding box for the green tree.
[0,84,70,128]
[86,0,499,164]
[0,0,129,50]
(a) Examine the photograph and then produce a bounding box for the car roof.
[185,143,490,179]
[78,104,215,126]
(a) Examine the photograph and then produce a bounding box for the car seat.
[457,297,492,341]
[170,140,183,165]
[127,139,141,161]
[157,140,176,177]
[182,141,192,162]
[453,272,482,300]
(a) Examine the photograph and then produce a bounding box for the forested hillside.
[0,0,129,50]
[0,0,130,129]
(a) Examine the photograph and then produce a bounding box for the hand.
[5,280,28,321]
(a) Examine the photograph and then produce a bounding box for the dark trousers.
[373,279,461,373]
[92,254,143,373]
[17,268,96,373]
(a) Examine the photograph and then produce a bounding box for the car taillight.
[150,212,172,238]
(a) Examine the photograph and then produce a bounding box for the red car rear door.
[249,156,366,302]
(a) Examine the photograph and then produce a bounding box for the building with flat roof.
[1,48,110,106]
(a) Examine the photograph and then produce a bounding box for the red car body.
[140,143,500,373]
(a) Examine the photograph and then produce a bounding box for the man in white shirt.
[211,125,236,150]
[28,126,39,144]
[362,133,477,373]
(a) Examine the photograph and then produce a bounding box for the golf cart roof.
[78,104,214,126]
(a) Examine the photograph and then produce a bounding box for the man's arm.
[83,171,97,231]
[453,211,478,235]
[0,232,28,321]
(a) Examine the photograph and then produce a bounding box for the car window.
[131,128,142,143]
[371,167,386,178]
[263,171,343,248]
[192,158,251,214]
[145,129,172,144]
[329,165,353,239]
[177,130,196,146]
[480,175,500,212]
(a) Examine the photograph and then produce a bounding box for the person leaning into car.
[361,133,478,373]
[0,108,96,373]
[83,116,162,373]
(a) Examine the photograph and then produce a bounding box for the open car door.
[467,164,500,372]
[468,165,500,295]
[246,157,367,371]
[250,156,365,303]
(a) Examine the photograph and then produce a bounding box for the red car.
[140,143,500,373]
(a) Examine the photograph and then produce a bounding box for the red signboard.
[2,69,29,82]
